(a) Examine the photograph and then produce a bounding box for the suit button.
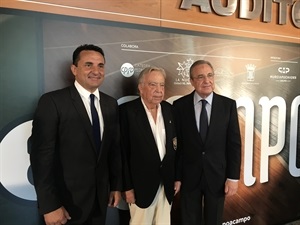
[202,152,205,155]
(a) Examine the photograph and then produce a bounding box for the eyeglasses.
[145,82,165,89]
[192,73,214,81]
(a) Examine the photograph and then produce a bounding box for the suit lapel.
[98,92,113,160]
[135,99,157,145]
[186,92,203,145]
[99,92,108,146]
[69,86,97,153]
[206,93,223,144]
[161,103,173,155]
[134,98,162,161]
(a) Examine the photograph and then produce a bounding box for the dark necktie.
[90,94,101,154]
[200,99,208,142]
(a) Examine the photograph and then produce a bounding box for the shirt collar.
[141,98,161,112]
[193,91,213,106]
[74,81,100,100]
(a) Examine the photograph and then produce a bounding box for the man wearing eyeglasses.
[173,60,241,225]
[119,66,181,225]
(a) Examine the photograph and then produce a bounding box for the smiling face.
[190,63,215,98]
[70,50,105,93]
[138,70,165,109]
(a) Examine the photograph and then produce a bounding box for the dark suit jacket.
[173,91,241,195]
[30,85,122,224]
[119,98,177,208]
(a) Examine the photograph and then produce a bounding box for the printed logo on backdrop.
[278,67,290,74]
[269,56,297,83]
[120,43,151,78]
[120,63,135,77]
[0,120,36,202]
[245,64,256,82]
[270,66,296,83]
[120,63,151,78]
[214,67,233,78]
[174,58,194,85]
[242,64,259,85]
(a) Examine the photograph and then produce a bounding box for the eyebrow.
[84,62,104,66]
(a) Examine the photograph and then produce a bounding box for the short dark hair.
[189,60,214,79]
[72,44,105,66]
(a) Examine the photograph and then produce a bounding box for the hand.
[108,191,121,207]
[123,189,135,204]
[44,206,71,225]
[174,181,181,195]
[224,179,239,196]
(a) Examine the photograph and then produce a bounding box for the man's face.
[71,50,105,93]
[138,70,165,108]
[190,63,215,98]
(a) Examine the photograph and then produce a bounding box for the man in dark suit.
[119,67,181,225]
[173,60,241,225]
[30,44,122,225]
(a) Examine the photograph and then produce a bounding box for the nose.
[203,76,210,81]
[155,85,164,93]
[91,65,102,74]
[92,67,99,74]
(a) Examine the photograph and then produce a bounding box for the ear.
[190,78,195,86]
[138,83,143,94]
[70,64,77,76]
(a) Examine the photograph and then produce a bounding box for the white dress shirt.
[141,99,166,161]
[74,81,104,139]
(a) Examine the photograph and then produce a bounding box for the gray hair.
[138,66,166,84]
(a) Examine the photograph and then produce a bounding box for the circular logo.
[120,63,134,77]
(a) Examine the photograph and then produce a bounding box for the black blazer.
[173,91,241,195]
[119,98,177,208]
[30,85,122,223]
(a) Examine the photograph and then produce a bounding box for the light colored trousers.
[129,185,171,225]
